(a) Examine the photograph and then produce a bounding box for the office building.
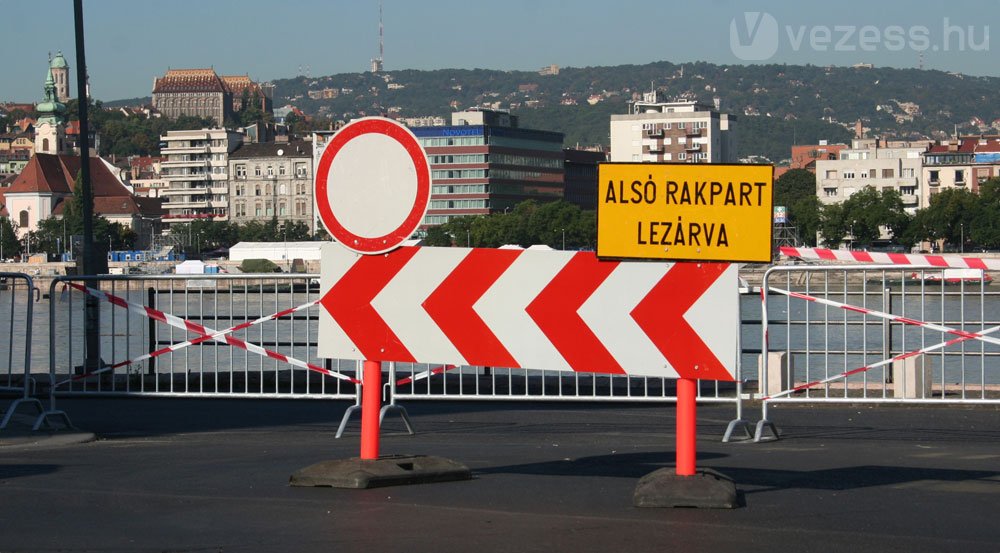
[411,108,565,227]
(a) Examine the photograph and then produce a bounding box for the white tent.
[175,260,206,274]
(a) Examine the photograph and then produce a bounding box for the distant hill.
[107,60,1000,163]
[102,96,151,108]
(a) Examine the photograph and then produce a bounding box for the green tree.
[422,225,453,246]
[820,186,910,247]
[970,178,1000,248]
[0,217,21,259]
[774,169,821,245]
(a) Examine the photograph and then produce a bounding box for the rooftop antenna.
[370,1,384,73]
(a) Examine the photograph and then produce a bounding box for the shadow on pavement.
[477,451,729,479]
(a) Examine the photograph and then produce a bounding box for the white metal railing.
[751,264,1000,441]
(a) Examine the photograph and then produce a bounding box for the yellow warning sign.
[597,163,774,263]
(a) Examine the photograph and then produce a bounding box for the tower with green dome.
[35,63,67,155]
[49,50,70,103]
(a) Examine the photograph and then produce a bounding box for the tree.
[434,200,597,249]
[775,169,821,245]
[970,178,1000,248]
[422,225,453,246]
[0,217,21,259]
[819,186,910,247]
[774,169,816,206]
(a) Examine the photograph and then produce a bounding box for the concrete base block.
[758,352,791,397]
[633,468,738,509]
[289,454,471,489]
[892,356,932,399]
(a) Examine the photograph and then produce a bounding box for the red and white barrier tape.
[60,298,324,386]
[763,325,1000,401]
[779,246,1000,270]
[395,364,456,387]
[770,286,1000,347]
[63,283,359,385]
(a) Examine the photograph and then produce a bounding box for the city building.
[921,137,1000,200]
[151,69,273,125]
[228,141,314,230]
[815,138,931,216]
[410,109,565,227]
[789,142,848,171]
[127,156,168,198]
[563,148,606,210]
[609,92,735,163]
[158,129,242,224]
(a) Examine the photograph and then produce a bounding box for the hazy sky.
[3,0,998,103]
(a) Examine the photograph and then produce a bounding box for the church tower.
[35,66,67,155]
[49,51,71,103]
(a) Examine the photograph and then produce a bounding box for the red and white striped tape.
[63,283,359,384]
[60,298,324,385]
[779,246,1000,270]
[770,286,1000,347]
[395,364,455,387]
[763,324,1000,401]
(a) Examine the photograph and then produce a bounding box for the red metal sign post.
[290,118,470,488]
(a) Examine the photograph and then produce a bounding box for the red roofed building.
[3,153,163,240]
[152,69,273,125]
[922,136,1000,199]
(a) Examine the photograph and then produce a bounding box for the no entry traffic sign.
[315,117,431,254]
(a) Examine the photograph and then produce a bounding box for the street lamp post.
[466,228,470,247]
[561,228,565,250]
[960,223,965,254]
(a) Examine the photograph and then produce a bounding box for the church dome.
[50,51,69,69]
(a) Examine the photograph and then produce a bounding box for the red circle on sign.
[314,117,430,254]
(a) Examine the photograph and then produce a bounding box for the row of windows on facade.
[418,135,563,153]
[427,153,564,169]
[428,199,487,210]
[166,139,227,148]
[232,200,311,218]
[166,167,227,176]
[233,182,310,196]
[168,153,226,162]
[640,121,709,131]
[825,168,989,183]
[158,96,221,107]
[431,168,554,180]
[234,163,309,178]
[825,168,917,179]
[632,152,708,162]
[637,136,708,146]
[823,185,919,198]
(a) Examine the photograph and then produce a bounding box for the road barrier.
[47,274,360,402]
[754,264,1000,441]
[0,273,45,429]
[37,273,745,431]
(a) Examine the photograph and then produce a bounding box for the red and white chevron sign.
[318,244,738,381]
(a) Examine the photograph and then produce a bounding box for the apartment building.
[922,137,1000,200]
[159,129,243,224]
[609,93,735,163]
[228,141,313,230]
[815,139,930,215]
